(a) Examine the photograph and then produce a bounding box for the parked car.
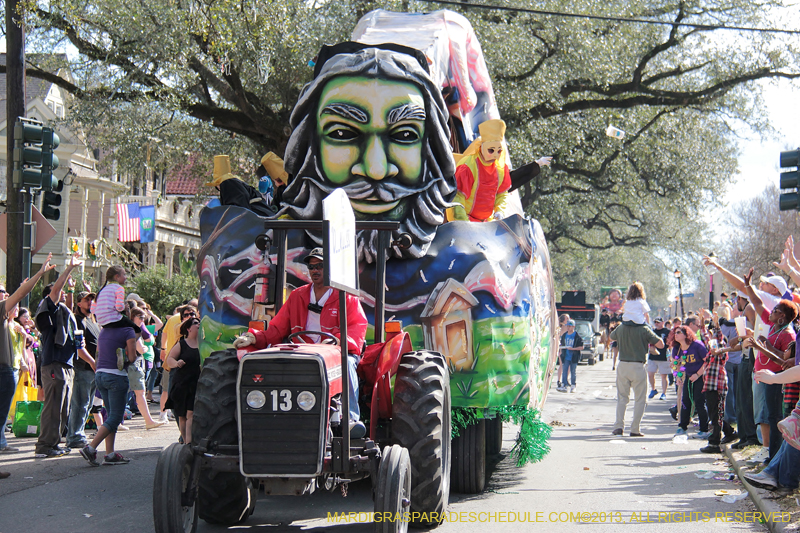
[574,320,603,365]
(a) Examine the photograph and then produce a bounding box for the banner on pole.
[139,205,155,243]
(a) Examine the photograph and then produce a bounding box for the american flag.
[116,202,140,242]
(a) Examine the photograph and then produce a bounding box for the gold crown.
[478,119,506,143]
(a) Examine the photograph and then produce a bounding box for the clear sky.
[725,78,800,206]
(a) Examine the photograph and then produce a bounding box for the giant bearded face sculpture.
[317,77,426,219]
[281,47,457,263]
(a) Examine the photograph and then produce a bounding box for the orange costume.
[452,119,512,222]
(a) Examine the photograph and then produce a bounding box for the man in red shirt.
[234,248,368,437]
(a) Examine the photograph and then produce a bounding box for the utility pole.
[6,0,26,292]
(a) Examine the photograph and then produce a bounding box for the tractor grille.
[238,355,326,476]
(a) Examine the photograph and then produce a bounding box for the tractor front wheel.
[153,443,198,533]
[374,445,411,533]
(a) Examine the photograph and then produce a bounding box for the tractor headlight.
[246,390,266,409]
[297,391,316,411]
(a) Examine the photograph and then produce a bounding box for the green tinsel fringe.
[451,406,552,467]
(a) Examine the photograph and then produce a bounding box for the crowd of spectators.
[0,257,200,476]
[597,240,800,492]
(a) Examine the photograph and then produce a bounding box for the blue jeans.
[764,382,784,460]
[347,355,360,421]
[95,372,129,433]
[146,364,159,393]
[724,361,737,425]
[0,366,19,449]
[560,357,577,387]
[66,367,96,447]
[764,440,800,489]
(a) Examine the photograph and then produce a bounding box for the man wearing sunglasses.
[234,248,368,437]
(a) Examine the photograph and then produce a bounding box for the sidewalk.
[0,401,180,498]
[724,444,800,533]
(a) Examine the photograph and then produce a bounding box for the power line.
[415,0,800,35]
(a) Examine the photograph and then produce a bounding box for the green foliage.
[18,0,800,256]
[131,264,199,319]
[451,406,552,465]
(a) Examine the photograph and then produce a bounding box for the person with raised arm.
[742,267,797,465]
[35,253,95,458]
[0,254,57,464]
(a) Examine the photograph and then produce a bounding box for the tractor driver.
[233,248,368,438]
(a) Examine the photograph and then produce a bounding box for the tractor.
[153,218,451,533]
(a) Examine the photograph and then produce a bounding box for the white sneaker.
[158,413,169,424]
[569,385,576,393]
[747,447,770,464]
[167,410,175,421]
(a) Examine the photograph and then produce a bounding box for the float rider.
[451,118,551,222]
[233,248,368,438]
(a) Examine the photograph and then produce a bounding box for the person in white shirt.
[622,282,650,325]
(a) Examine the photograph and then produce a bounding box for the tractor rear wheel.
[451,419,486,493]
[192,349,256,525]
[392,351,451,528]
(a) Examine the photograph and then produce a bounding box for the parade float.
[192,8,557,505]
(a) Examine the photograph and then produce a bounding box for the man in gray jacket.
[610,322,664,437]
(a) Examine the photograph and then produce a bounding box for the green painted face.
[316,76,426,217]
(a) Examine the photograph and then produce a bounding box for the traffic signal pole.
[22,190,33,294]
[6,0,26,294]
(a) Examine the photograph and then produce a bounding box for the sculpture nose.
[352,135,398,181]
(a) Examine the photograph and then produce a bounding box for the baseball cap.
[654,317,663,322]
[760,275,788,296]
[77,291,96,301]
[566,320,576,326]
[303,247,324,265]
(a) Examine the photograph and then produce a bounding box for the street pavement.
[0,359,770,533]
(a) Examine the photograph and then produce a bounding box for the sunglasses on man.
[307,263,324,271]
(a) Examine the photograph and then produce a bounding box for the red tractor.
[153,220,451,533]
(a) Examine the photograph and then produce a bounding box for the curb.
[724,445,787,533]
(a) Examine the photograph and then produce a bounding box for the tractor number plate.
[268,389,295,412]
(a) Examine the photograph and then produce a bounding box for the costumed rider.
[233,248,368,438]
[257,152,289,210]
[451,119,551,222]
[206,154,278,216]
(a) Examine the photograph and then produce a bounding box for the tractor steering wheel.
[287,331,340,345]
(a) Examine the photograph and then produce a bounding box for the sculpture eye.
[391,129,419,143]
[327,128,358,141]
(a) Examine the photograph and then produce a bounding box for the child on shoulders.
[622,282,650,326]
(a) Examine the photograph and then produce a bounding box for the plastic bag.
[9,373,37,420]
[12,401,43,438]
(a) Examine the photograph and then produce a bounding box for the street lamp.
[674,269,685,318]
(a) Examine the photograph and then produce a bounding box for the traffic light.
[12,121,60,190]
[41,179,64,220]
[779,148,800,211]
